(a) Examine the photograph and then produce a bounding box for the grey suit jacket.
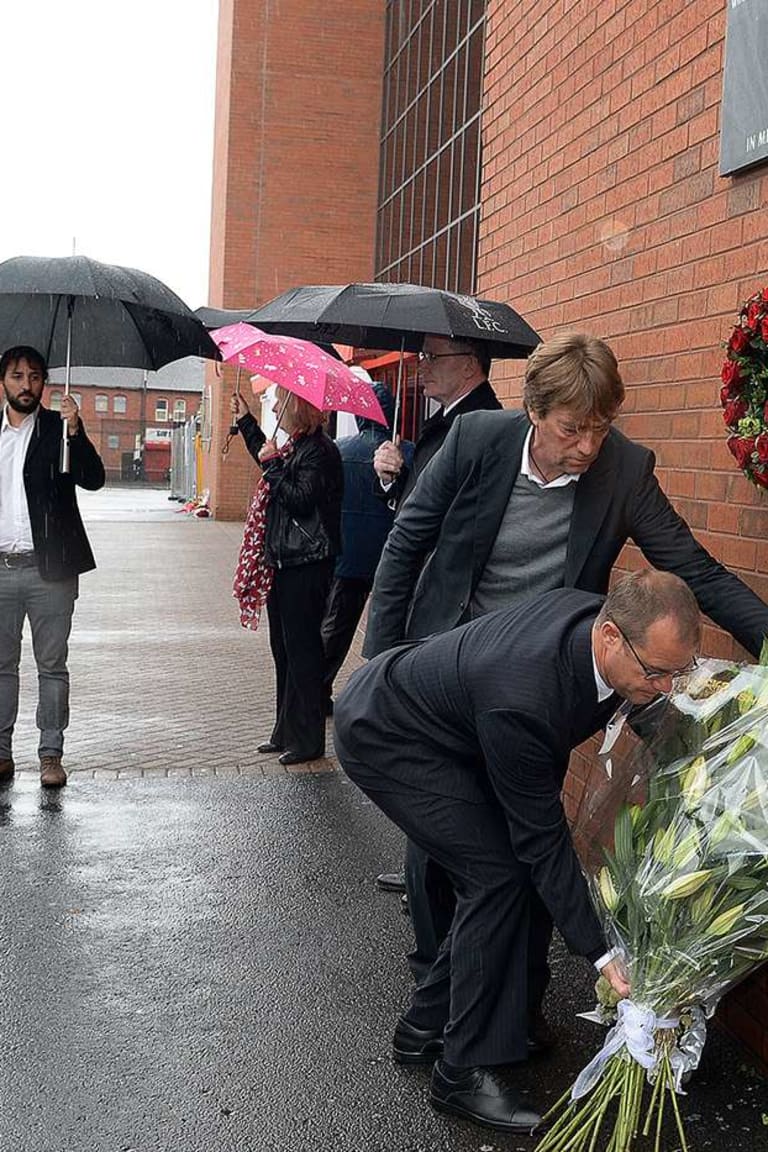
[363,408,768,658]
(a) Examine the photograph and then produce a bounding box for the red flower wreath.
[721,287,768,489]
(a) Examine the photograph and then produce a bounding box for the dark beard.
[5,392,41,415]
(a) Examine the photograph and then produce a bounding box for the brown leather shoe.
[0,758,14,784]
[40,755,67,789]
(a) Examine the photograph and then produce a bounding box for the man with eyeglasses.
[372,334,501,511]
[358,331,768,1047]
[336,571,701,1132]
[370,334,501,898]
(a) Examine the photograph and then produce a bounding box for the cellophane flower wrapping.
[536,653,768,1152]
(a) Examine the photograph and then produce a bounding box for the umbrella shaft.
[273,392,291,434]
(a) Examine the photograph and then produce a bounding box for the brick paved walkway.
[13,485,357,780]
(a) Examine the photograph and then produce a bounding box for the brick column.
[204,0,386,519]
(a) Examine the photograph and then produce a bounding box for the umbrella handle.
[60,422,70,474]
[229,365,241,435]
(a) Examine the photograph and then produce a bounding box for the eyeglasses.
[614,623,699,683]
[555,418,613,440]
[418,351,473,363]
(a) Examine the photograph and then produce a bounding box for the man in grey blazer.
[363,333,768,1002]
[336,571,701,1132]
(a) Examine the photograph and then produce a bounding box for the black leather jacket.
[238,413,343,568]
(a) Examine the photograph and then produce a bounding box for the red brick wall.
[204,0,386,520]
[42,384,198,481]
[479,0,767,1064]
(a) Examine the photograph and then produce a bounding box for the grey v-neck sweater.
[468,469,576,618]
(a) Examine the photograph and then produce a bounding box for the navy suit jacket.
[336,589,618,960]
[363,408,768,658]
[384,379,502,510]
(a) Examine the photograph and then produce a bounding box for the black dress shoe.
[392,1016,445,1065]
[278,750,324,766]
[527,1010,555,1057]
[430,1060,544,1134]
[376,872,406,893]
[257,741,284,754]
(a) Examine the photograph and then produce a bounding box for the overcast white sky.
[2,0,219,309]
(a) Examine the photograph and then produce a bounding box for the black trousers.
[405,842,553,1012]
[338,741,542,1067]
[266,559,333,758]
[320,576,373,700]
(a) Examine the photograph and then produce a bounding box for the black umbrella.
[247,282,541,360]
[248,281,540,433]
[0,254,221,471]
[196,303,343,360]
[195,305,257,330]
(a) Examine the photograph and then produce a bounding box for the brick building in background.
[44,360,204,481]
[205,0,768,1065]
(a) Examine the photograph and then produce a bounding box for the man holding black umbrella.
[373,334,501,510]
[0,346,105,788]
[371,332,502,902]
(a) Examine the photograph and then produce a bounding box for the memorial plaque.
[720,0,768,175]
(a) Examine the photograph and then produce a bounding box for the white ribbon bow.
[572,1000,679,1100]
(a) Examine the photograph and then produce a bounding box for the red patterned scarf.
[233,437,295,630]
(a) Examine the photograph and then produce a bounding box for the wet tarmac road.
[0,771,766,1152]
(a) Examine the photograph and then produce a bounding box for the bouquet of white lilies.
[536,648,768,1152]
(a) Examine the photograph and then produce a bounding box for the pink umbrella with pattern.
[211,322,388,425]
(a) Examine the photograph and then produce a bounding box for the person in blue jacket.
[321,376,412,713]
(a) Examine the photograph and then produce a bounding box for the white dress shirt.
[520,427,581,489]
[0,406,36,552]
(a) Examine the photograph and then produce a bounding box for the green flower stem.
[653,1063,666,1152]
[629,1059,645,1141]
[663,1051,690,1152]
[587,1065,624,1152]
[642,1064,664,1137]
[536,1061,619,1152]
[536,1057,631,1152]
[539,1085,579,1128]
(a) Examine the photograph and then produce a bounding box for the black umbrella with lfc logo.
[248,282,540,432]
[247,282,541,360]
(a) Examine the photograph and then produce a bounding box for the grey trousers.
[0,565,78,759]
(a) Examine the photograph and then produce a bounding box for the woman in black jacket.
[232,386,343,764]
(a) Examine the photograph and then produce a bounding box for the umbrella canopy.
[211,323,388,425]
[195,305,258,330]
[0,255,220,370]
[247,282,541,360]
[196,303,343,360]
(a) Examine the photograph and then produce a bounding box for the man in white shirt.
[0,346,105,788]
